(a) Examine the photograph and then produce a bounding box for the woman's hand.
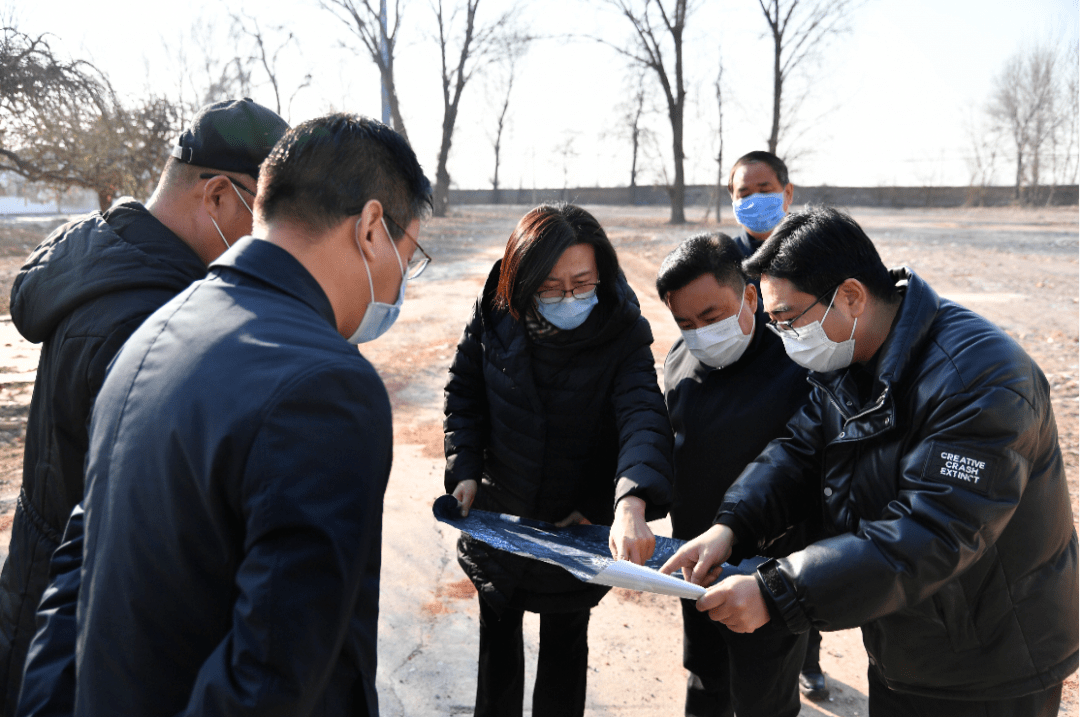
[554,511,592,527]
[451,479,478,517]
[609,496,655,565]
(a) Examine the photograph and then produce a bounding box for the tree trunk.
[96,188,112,212]
[382,65,409,145]
[669,107,686,224]
[433,105,458,217]
[769,30,782,155]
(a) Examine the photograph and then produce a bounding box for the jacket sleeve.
[715,390,827,563]
[610,319,674,521]
[443,299,490,493]
[181,364,391,716]
[762,382,1052,634]
[15,505,83,717]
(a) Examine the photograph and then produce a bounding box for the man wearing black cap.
[0,97,287,714]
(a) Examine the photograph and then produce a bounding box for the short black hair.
[743,206,900,302]
[257,113,432,236]
[727,151,789,193]
[495,203,620,321]
[655,232,747,301]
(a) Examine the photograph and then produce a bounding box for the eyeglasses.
[536,282,600,304]
[199,173,256,198]
[766,283,841,338]
[384,213,432,280]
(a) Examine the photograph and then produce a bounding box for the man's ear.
[782,183,794,212]
[201,176,231,221]
[744,282,758,309]
[354,199,386,261]
[839,278,869,318]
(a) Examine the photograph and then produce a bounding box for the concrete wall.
[450,184,1080,208]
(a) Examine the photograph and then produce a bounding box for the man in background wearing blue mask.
[726,149,829,699]
[656,232,812,717]
[663,207,1077,717]
[728,151,794,256]
[21,114,433,717]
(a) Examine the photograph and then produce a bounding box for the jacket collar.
[209,237,337,330]
[811,267,940,421]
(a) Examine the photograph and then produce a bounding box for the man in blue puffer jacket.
[664,206,1077,716]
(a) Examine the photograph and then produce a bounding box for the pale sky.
[12,0,1080,191]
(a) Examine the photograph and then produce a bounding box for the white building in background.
[0,173,97,215]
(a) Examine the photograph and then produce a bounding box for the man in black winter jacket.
[0,97,287,715]
[664,207,1078,716]
[658,233,811,717]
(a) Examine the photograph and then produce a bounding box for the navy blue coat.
[71,237,391,717]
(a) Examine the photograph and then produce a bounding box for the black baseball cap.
[170,98,289,180]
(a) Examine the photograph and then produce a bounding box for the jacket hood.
[11,200,205,343]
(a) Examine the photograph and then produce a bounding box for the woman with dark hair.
[443,203,673,717]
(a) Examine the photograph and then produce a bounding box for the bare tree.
[160,17,256,130]
[987,43,1065,203]
[322,0,410,142]
[1047,38,1079,202]
[486,29,530,204]
[0,26,110,184]
[231,12,313,120]
[756,0,860,156]
[963,110,1003,207]
[554,132,579,201]
[603,0,694,224]
[0,26,177,209]
[604,68,654,205]
[712,57,725,222]
[431,0,519,217]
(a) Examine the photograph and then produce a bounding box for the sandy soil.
[0,204,1075,716]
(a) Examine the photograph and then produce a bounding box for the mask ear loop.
[355,217,377,305]
[210,216,230,249]
[821,286,858,341]
[231,183,253,215]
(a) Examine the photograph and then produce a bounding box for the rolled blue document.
[432,494,749,599]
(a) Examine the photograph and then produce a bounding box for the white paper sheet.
[585,559,707,600]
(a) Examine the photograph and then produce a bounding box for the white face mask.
[348,218,407,345]
[777,288,857,372]
[680,291,754,368]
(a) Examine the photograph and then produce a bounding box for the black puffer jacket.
[718,268,1078,700]
[444,261,673,613]
[0,200,205,713]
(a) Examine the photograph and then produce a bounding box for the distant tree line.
[968,38,1079,206]
[4,2,1076,221]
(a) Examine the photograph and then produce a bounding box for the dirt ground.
[0,204,1075,716]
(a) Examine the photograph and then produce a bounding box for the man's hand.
[696,575,770,633]
[451,479,477,517]
[609,496,655,565]
[659,524,735,586]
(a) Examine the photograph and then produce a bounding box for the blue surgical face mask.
[535,293,599,330]
[732,192,786,234]
[348,218,407,344]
